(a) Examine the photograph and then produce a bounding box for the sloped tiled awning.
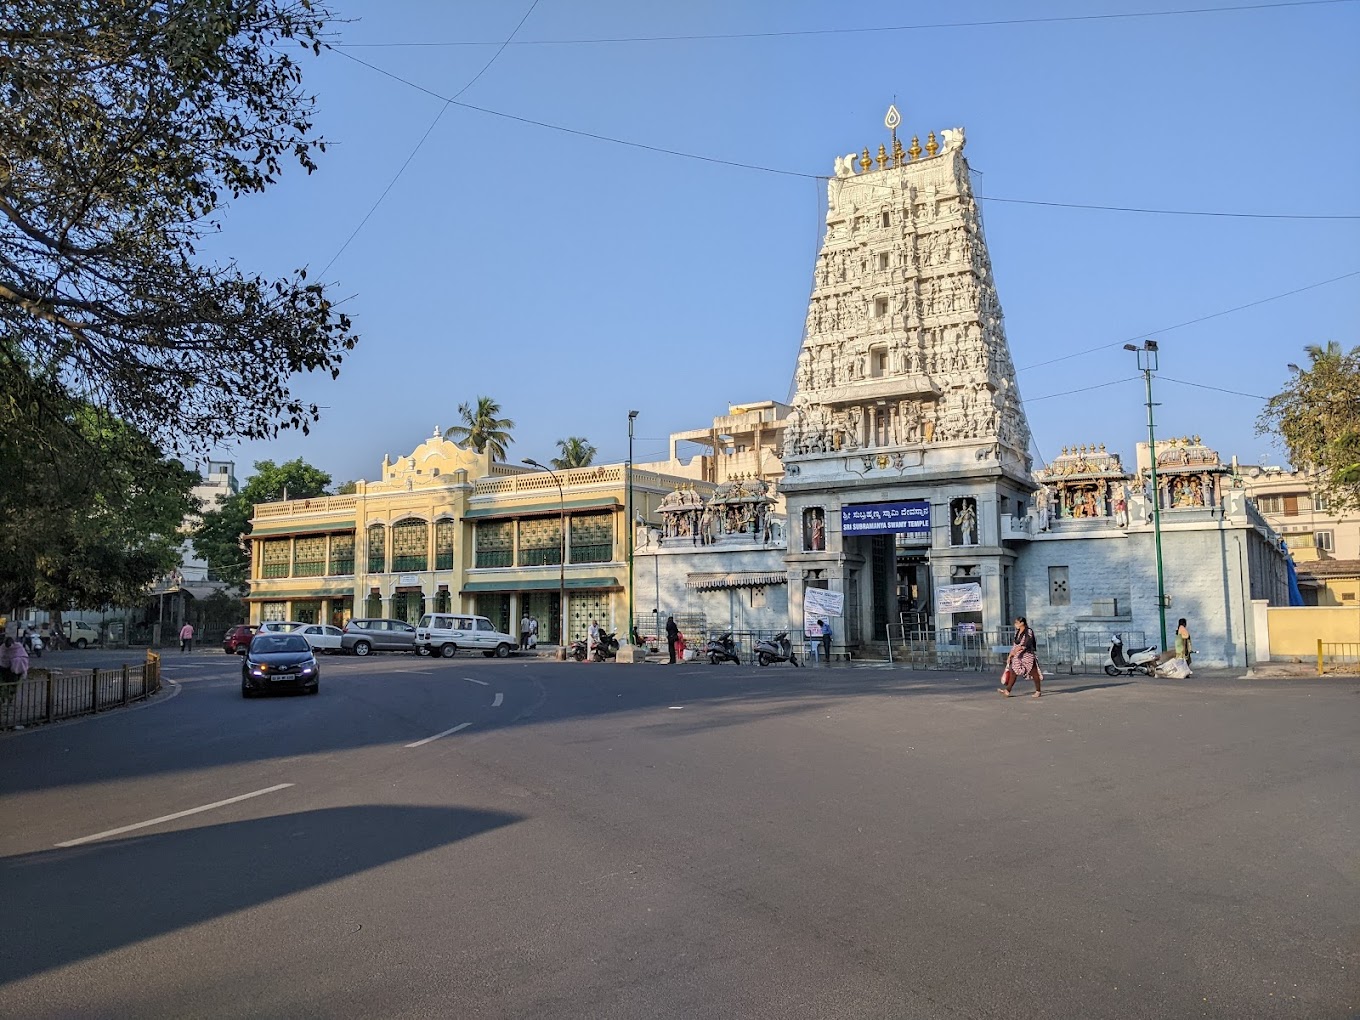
[686,571,788,591]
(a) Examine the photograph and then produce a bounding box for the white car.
[415,614,518,659]
[298,624,344,654]
[258,621,306,635]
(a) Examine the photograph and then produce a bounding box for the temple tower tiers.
[781,112,1036,648]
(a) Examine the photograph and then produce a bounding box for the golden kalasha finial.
[1193,434,1202,445]
[876,144,888,169]
[892,137,905,167]
[925,131,939,157]
[908,135,922,161]
[859,148,872,172]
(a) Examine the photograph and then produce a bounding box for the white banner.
[803,586,844,619]
[935,582,983,614]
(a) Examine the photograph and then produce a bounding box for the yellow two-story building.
[246,430,709,643]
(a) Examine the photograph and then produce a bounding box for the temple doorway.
[896,554,933,636]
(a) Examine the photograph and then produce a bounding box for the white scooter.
[1104,633,1157,677]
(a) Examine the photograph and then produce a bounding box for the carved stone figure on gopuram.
[781,118,1032,474]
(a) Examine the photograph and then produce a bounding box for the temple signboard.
[840,500,931,537]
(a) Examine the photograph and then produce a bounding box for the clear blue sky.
[205,0,1360,486]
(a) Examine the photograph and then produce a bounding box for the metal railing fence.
[885,624,1151,674]
[1317,641,1360,675]
[1,653,162,731]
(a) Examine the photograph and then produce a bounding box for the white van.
[62,620,101,648]
[416,614,518,659]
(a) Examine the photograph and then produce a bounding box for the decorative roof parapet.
[1035,443,1130,483]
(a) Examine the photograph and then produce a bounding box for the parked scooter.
[570,631,620,662]
[754,632,800,667]
[1104,633,1157,677]
[704,632,740,665]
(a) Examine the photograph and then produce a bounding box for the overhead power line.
[1016,269,1360,371]
[321,0,543,274]
[336,0,1356,47]
[1023,377,1139,405]
[329,49,1360,221]
[1160,376,1270,400]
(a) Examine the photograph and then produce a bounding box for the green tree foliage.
[0,401,198,609]
[1258,341,1360,510]
[0,1,355,455]
[445,397,515,461]
[550,437,596,469]
[192,458,332,587]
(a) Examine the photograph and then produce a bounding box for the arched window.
[391,518,428,572]
[435,519,457,570]
[366,524,386,573]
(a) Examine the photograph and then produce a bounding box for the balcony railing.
[328,558,355,576]
[254,494,358,518]
[435,553,455,570]
[475,550,513,568]
[520,547,563,566]
[261,563,290,579]
[570,543,612,564]
[293,559,327,577]
[392,556,427,572]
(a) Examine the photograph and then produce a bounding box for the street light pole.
[1125,341,1169,650]
[524,459,567,660]
[627,410,638,644]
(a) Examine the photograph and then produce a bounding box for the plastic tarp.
[1283,541,1306,607]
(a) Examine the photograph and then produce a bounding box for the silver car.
[340,618,417,656]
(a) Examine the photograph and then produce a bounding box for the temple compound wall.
[1010,440,1289,668]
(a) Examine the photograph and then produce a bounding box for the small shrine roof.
[1151,435,1228,474]
[1036,444,1130,483]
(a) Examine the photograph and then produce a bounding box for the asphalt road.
[0,650,1355,1019]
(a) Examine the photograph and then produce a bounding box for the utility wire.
[320,0,543,275]
[1017,269,1360,371]
[982,195,1359,221]
[1160,376,1270,399]
[1023,377,1139,404]
[337,0,1356,47]
[330,48,1360,218]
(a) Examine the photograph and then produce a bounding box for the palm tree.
[445,397,515,461]
[550,437,596,470]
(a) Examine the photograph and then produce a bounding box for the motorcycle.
[754,632,800,668]
[1104,633,1158,677]
[570,631,620,662]
[703,632,740,665]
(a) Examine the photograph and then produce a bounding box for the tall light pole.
[524,459,567,660]
[1125,340,1169,650]
[627,410,639,644]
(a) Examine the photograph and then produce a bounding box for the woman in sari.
[1000,616,1042,698]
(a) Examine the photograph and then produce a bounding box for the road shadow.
[1052,681,1136,695]
[0,804,521,986]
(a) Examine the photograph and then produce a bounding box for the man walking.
[588,619,600,662]
[818,618,831,664]
[527,615,538,649]
[178,621,195,653]
[665,614,679,664]
[519,611,532,652]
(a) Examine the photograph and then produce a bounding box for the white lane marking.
[405,722,471,748]
[668,706,684,710]
[492,692,504,708]
[463,677,489,686]
[56,783,294,848]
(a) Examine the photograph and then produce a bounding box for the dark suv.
[223,624,258,655]
[340,618,417,656]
